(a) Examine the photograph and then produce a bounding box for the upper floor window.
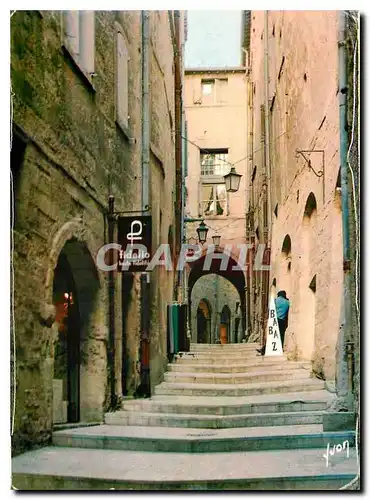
[201,79,214,96]
[201,183,227,216]
[116,29,129,130]
[200,78,228,104]
[63,11,95,75]
[200,149,229,176]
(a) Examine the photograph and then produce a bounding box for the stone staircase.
[12,342,359,490]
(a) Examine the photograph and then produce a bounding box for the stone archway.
[187,249,247,344]
[44,219,107,424]
[52,239,101,424]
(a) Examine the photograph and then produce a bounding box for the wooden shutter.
[79,11,95,73]
[64,11,80,55]
[116,31,129,128]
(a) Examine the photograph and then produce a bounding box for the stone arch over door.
[45,219,107,423]
[187,248,248,344]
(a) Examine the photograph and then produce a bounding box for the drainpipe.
[107,194,116,409]
[264,10,272,243]
[337,11,354,409]
[172,10,183,301]
[140,10,151,397]
[180,119,188,301]
[246,76,254,338]
[262,11,272,335]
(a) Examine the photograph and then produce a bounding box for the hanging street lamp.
[224,166,242,193]
[212,234,221,247]
[196,220,209,244]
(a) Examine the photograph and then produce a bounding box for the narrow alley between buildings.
[10,9,360,491]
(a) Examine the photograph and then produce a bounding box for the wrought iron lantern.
[196,220,209,244]
[224,166,242,193]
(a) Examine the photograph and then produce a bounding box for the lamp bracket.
[111,205,151,219]
[295,149,325,178]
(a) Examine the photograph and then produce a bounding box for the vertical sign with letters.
[265,295,283,356]
[117,216,152,272]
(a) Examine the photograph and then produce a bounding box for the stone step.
[182,348,265,357]
[164,369,311,385]
[154,378,325,397]
[115,390,333,416]
[175,353,286,364]
[50,424,356,453]
[105,409,326,429]
[12,446,358,490]
[169,360,311,373]
[189,343,260,351]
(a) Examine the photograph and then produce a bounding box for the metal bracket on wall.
[111,204,151,220]
[295,149,325,203]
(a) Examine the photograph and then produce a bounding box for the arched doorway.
[52,238,100,424]
[220,305,231,344]
[196,299,211,343]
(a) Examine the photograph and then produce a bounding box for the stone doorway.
[196,299,211,343]
[53,253,80,423]
[220,305,231,344]
[52,238,100,424]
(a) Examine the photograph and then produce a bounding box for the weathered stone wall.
[191,275,242,343]
[11,10,178,454]
[248,11,343,381]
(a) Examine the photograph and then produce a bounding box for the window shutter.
[64,11,80,55]
[79,11,95,73]
[116,31,129,128]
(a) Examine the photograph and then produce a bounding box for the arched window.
[303,192,317,219]
[281,235,292,256]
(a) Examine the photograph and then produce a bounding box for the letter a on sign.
[265,296,283,356]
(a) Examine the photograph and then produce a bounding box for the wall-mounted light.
[224,166,242,193]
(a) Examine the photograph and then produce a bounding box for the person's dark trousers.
[258,318,287,355]
[278,318,287,348]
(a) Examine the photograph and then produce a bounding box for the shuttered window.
[63,11,95,74]
[116,30,129,129]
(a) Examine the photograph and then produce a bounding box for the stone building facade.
[183,68,249,342]
[244,11,359,396]
[11,10,183,455]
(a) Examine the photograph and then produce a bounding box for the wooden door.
[220,324,228,344]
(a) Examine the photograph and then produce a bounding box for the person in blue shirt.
[257,290,290,356]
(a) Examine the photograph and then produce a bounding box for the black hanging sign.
[117,216,152,272]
